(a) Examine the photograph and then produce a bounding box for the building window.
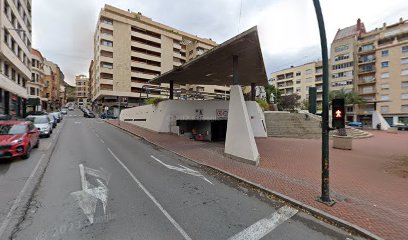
[3,29,9,45]
[381,50,389,57]
[402,69,408,76]
[332,61,354,70]
[402,93,408,100]
[334,54,349,61]
[380,106,389,113]
[402,46,408,53]
[11,69,15,81]
[305,77,313,83]
[101,18,113,25]
[30,87,35,95]
[402,81,408,88]
[101,62,113,69]
[335,45,349,52]
[332,70,353,78]
[381,61,389,68]
[402,57,408,65]
[101,40,113,47]
[381,72,390,79]
[402,105,408,112]
[380,95,390,101]
[31,73,35,81]
[295,80,301,84]
[305,69,312,75]
[4,63,9,77]
[381,84,390,90]
[295,71,301,76]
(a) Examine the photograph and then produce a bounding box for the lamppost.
[313,0,335,206]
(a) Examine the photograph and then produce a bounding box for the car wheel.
[22,144,31,159]
[34,139,40,148]
[46,133,51,138]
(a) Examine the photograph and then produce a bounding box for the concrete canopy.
[149,26,268,86]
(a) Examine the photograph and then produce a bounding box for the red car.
[0,121,40,159]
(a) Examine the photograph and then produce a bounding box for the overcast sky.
[32,0,408,85]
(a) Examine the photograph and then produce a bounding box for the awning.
[149,26,268,86]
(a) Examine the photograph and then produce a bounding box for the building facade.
[42,60,64,110]
[91,4,229,113]
[75,74,89,106]
[271,18,408,126]
[0,0,32,117]
[356,18,408,125]
[29,48,48,111]
[270,61,323,109]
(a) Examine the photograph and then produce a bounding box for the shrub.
[144,98,166,106]
[256,98,269,111]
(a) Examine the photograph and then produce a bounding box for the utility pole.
[313,0,335,206]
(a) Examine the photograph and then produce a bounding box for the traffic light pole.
[313,0,335,206]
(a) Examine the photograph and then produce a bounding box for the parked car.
[61,108,68,115]
[26,115,52,137]
[68,106,74,111]
[84,111,96,118]
[100,112,117,119]
[0,121,40,159]
[347,121,363,128]
[48,114,57,128]
[52,112,62,123]
[0,114,13,120]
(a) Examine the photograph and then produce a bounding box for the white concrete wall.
[372,111,390,130]
[119,100,266,137]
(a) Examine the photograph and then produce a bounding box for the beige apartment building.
[28,48,48,111]
[271,61,323,108]
[271,18,408,125]
[356,18,408,125]
[76,74,89,106]
[42,60,64,110]
[0,0,32,116]
[91,4,230,112]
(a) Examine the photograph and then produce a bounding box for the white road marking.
[0,154,46,238]
[107,148,192,240]
[150,155,213,185]
[100,139,105,144]
[74,121,81,124]
[71,164,110,224]
[95,133,100,138]
[227,206,298,240]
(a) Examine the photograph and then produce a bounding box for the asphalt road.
[0,109,363,240]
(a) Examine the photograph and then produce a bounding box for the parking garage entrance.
[177,120,228,142]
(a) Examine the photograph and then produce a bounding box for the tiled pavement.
[108,120,408,240]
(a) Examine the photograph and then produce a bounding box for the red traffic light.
[335,109,342,118]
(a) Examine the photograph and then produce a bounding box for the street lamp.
[313,0,335,206]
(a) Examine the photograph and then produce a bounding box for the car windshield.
[0,124,26,135]
[27,116,48,124]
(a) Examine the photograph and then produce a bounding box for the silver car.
[25,115,52,138]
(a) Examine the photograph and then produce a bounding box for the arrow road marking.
[71,164,110,224]
[227,206,298,240]
[150,155,213,185]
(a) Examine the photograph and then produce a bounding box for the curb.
[107,120,383,240]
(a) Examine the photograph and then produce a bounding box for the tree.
[279,94,301,111]
[300,99,309,110]
[264,84,281,104]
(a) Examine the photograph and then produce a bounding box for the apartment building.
[356,18,408,125]
[76,74,89,106]
[0,0,32,116]
[91,4,230,112]
[42,60,64,110]
[271,61,323,108]
[28,48,48,111]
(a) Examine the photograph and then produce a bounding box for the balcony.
[358,66,376,74]
[131,41,161,54]
[358,57,376,65]
[358,45,375,53]
[131,31,161,44]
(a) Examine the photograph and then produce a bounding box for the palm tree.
[329,89,365,136]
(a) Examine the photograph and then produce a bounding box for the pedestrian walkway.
[108,120,408,240]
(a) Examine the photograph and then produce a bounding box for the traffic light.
[332,98,345,129]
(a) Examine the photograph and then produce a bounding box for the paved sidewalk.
[108,120,408,240]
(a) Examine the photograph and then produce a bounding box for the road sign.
[332,98,345,129]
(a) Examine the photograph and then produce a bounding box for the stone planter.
[332,135,353,150]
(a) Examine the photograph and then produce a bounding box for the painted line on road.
[100,139,105,144]
[0,153,46,238]
[95,133,100,138]
[227,205,298,240]
[151,155,213,185]
[107,148,192,240]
